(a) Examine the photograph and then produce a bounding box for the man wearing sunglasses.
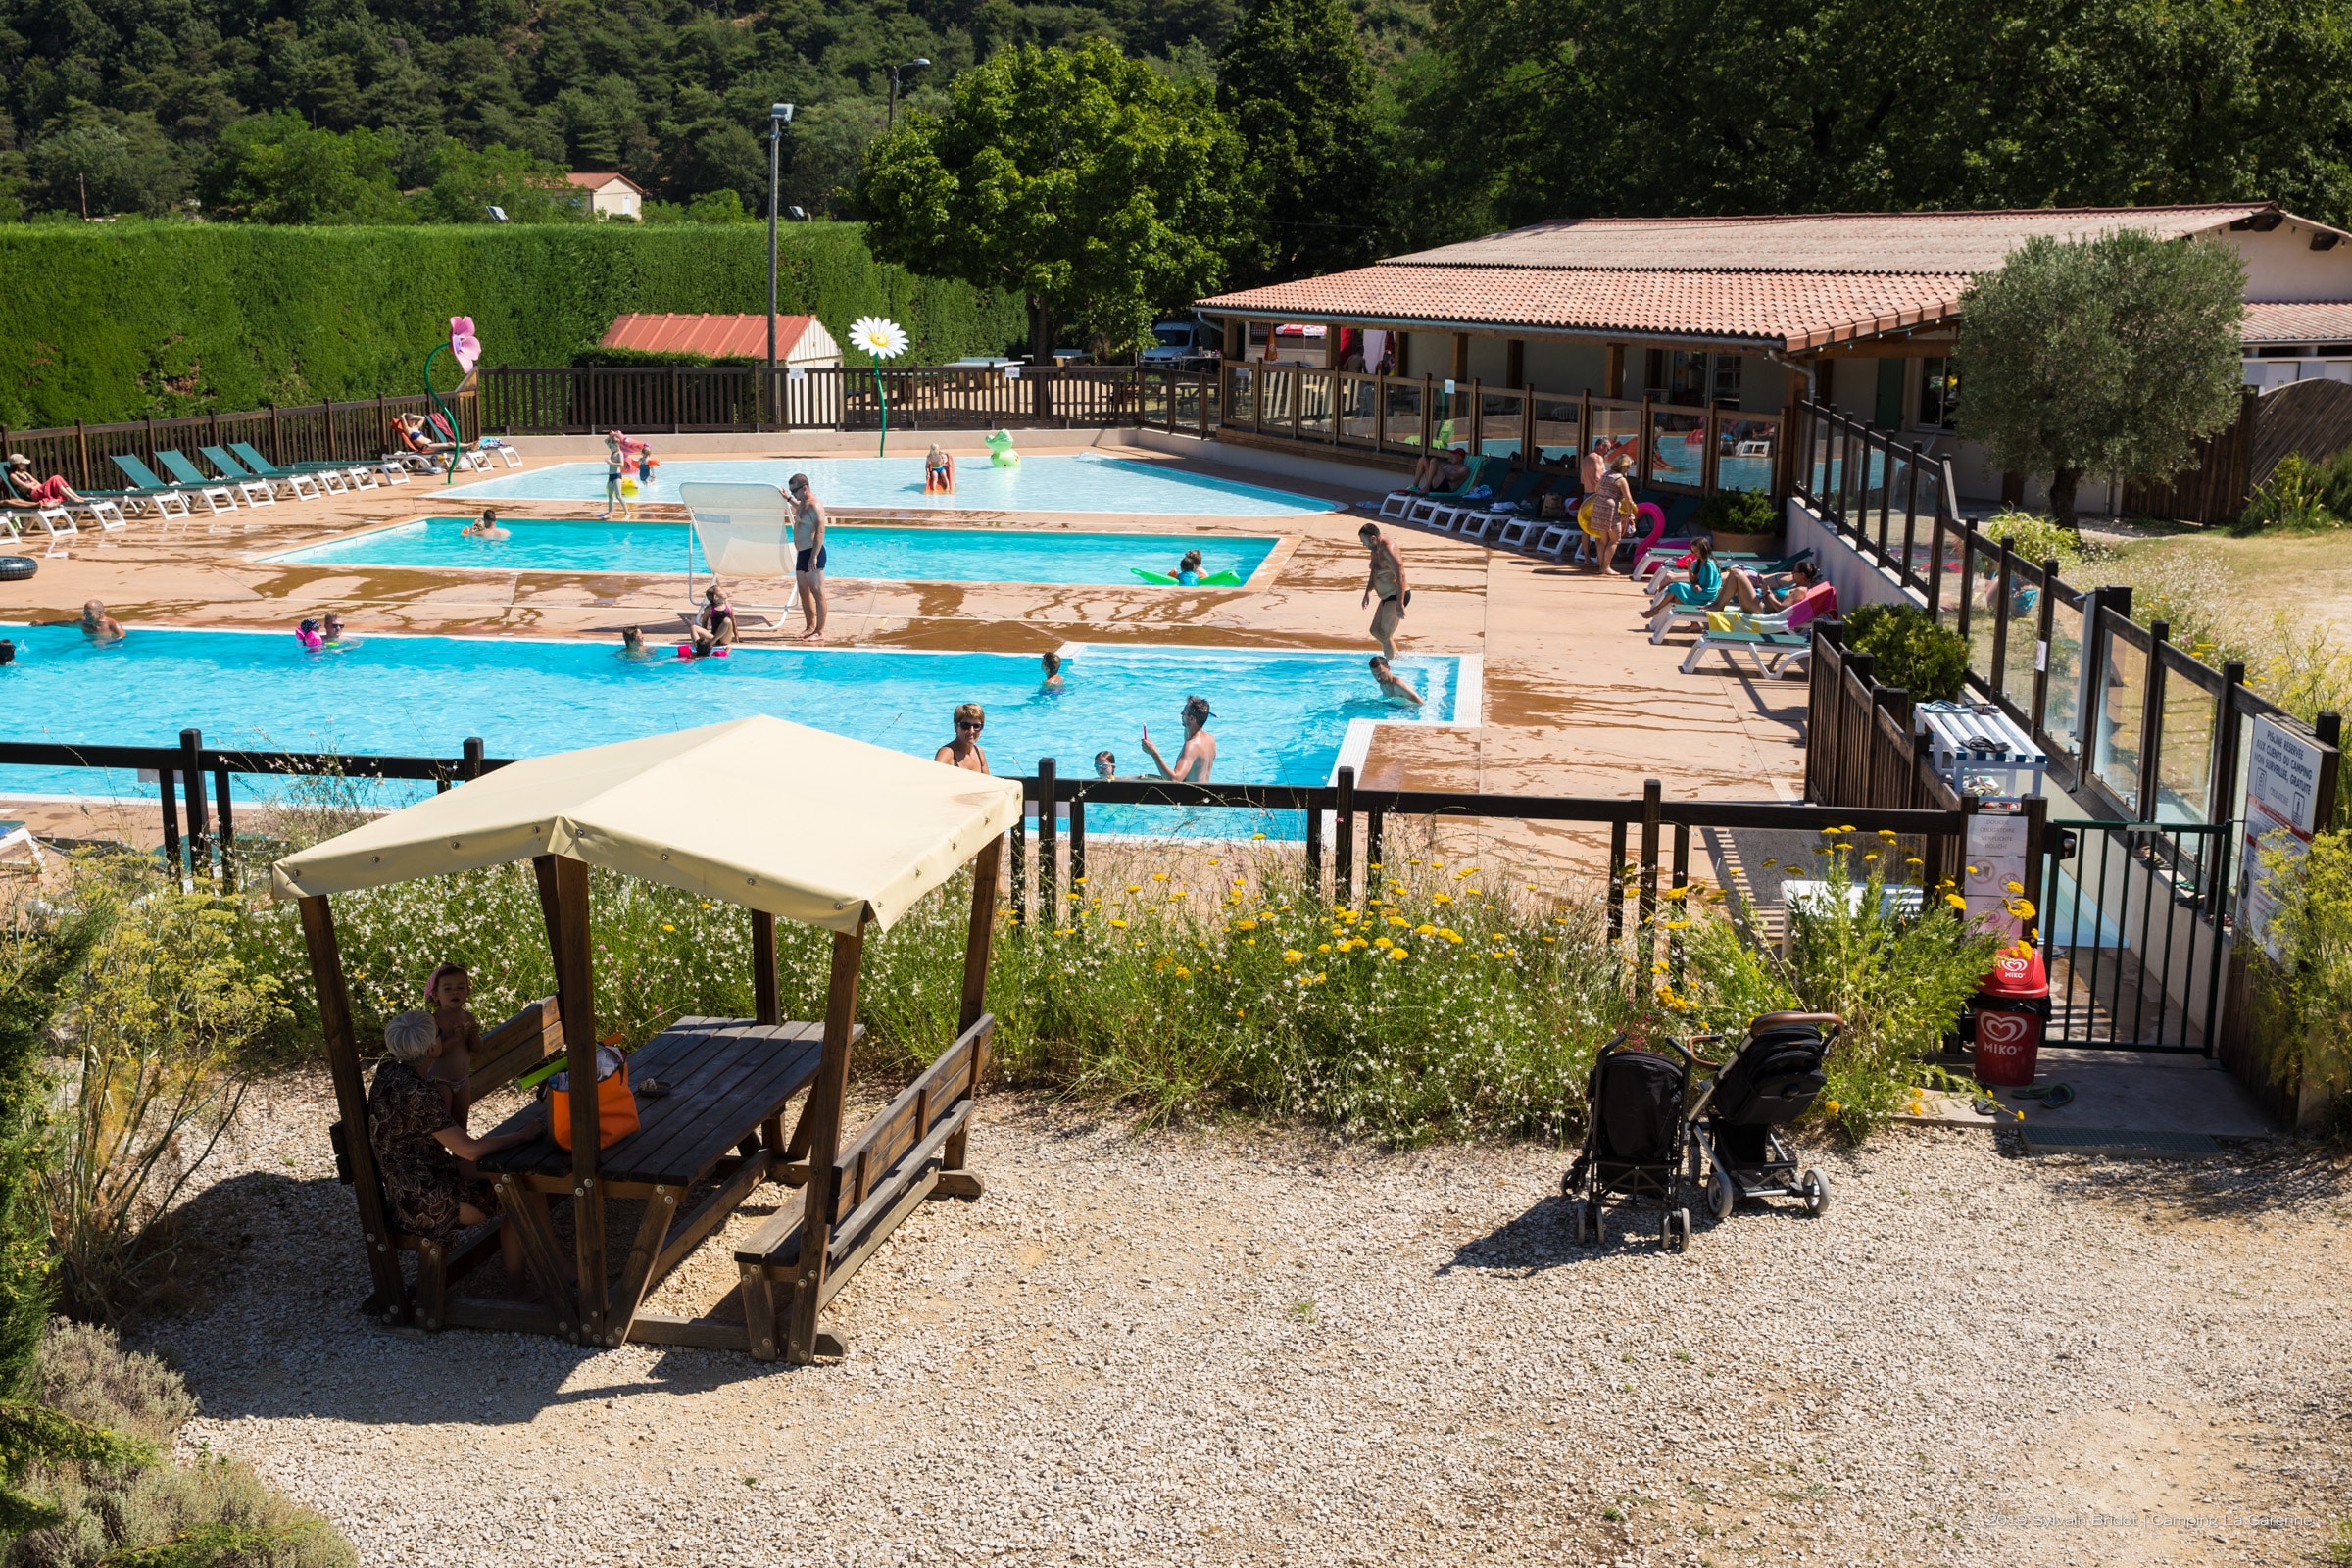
[934,702,990,773]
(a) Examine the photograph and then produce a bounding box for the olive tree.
[1957,229,2246,526]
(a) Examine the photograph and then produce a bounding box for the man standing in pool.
[786,472,828,642]
[1358,523,1409,661]
[1140,695,1216,783]
[1368,655,1423,707]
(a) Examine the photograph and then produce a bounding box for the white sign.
[1964,810,2030,940]
[787,366,807,383]
[1443,378,1456,395]
[1004,365,1020,381]
[2239,716,2328,962]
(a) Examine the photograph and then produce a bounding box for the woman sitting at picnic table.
[368,1009,553,1297]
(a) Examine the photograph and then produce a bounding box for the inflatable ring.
[0,555,36,582]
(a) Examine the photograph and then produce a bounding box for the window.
[1711,354,1742,406]
[1663,350,1709,406]
[1918,357,1959,430]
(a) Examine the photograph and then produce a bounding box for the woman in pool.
[1040,650,1063,689]
[925,444,956,494]
[618,626,655,660]
[688,585,738,656]
[935,703,989,773]
[461,509,510,542]
[1140,695,1216,783]
[1175,549,1204,586]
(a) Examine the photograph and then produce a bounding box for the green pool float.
[1132,566,1244,586]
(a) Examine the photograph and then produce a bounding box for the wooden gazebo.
[273,715,1019,1363]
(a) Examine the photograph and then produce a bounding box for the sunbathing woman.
[1650,537,1725,610]
[5,453,85,508]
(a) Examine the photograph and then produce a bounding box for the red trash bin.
[1969,945,2048,1088]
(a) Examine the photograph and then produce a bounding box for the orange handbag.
[550,1059,641,1150]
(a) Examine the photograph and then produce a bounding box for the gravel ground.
[144,1070,2352,1568]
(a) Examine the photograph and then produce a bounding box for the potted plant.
[1691,488,1782,555]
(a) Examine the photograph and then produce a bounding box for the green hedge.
[0,221,1028,427]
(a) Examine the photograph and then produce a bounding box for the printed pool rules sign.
[2239,717,2328,963]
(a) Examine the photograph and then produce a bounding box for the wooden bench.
[732,1010,993,1361]
[329,994,567,1331]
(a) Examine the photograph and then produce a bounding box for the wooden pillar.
[1223,318,1243,360]
[1450,334,1470,382]
[1604,344,1627,400]
[787,922,866,1364]
[541,855,603,1344]
[299,896,411,1322]
[752,909,780,1026]
[944,835,1004,1180]
[1504,339,1525,389]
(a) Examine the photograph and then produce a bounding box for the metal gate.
[2035,817,2235,1054]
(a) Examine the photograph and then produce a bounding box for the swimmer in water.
[1175,549,1203,586]
[296,617,323,651]
[81,601,125,643]
[934,703,989,773]
[1094,749,1117,779]
[1041,650,1064,690]
[462,509,510,542]
[1368,654,1423,707]
[322,611,356,646]
[618,626,655,661]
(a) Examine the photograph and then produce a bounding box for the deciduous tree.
[1216,0,1383,283]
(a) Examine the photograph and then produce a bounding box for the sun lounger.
[201,446,298,504]
[105,456,196,522]
[154,451,241,515]
[228,443,367,494]
[1378,454,1492,523]
[32,506,76,554]
[1650,582,1836,645]
[1434,467,1550,538]
[1680,621,1814,679]
[0,821,44,877]
[480,438,524,468]
[220,444,322,501]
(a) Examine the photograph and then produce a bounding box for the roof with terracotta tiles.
[2240,301,2352,343]
[600,313,839,362]
[1199,204,2332,351]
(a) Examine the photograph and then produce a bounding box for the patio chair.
[479,438,524,468]
[1680,620,1814,679]
[153,451,242,515]
[1650,581,1835,645]
[220,444,321,501]
[87,457,192,524]
[226,442,356,495]
[1430,466,1545,537]
[424,411,491,470]
[33,506,76,556]
[3,470,128,536]
[1376,454,1488,521]
[1495,479,1579,550]
[202,446,299,505]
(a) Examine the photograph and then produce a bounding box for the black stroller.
[1685,1011,1840,1222]
[1562,1035,1702,1250]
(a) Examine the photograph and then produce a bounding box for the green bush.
[2239,450,2352,533]
[1979,507,2100,568]
[2251,829,2352,1098]
[1692,488,1781,537]
[1842,602,1971,702]
[0,222,1025,426]
[6,1322,353,1568]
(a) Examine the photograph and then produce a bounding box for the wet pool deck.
[1,442,1804,871]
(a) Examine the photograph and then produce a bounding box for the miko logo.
[1978,1012,2033,1054]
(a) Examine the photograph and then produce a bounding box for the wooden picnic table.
[474,1015,848,1348]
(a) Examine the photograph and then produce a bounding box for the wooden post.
[212,763,236,894]
[74,420,89,491]
[157,767,181,884]
[1467,378,1483,459]
[1333,765,1356,905]
[752,910,780,1026]
[1037,757,1058,925]
[1450,333,1469,383]
[2136,621,2171,819]
[178,729,211,883]
[786,923,865,1364]
[1521,382,1536,464]
[1700,406,1720,495]
[943,835,1003,1179]
[1419,373,1434,454]
[299,896,411,1321]
[1637,778,1662,967]
[543,856,602,1344]
[1604,344,1626,400]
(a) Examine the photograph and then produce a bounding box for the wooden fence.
[478,365,1217,436]
[1,393,480,498]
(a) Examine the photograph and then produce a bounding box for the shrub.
[1841,602,1971,702]
[1979,507,2099,569]
[2251,829,2352,1097]
[6,1322,352,1568]
[1692,488,1780,537]
[2238,451,2343,532]
[38,858,287,1322]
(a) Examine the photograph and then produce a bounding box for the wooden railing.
[478,365,1218,435]
[1220,364,1788,496]
[0,393,480,498]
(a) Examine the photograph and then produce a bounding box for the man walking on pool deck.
[787,472,828,641]
[1358,523,1408,661]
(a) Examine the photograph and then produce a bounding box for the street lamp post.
[887,59,930,133]
[765,102,794,429]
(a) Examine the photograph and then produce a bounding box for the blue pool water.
[265,517,1278,585]
[447,454,1337,516]
[0,627,1458,832]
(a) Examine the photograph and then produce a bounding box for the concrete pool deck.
[0,437,1805,866]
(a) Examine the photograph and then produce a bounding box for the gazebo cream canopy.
[277,715,1019,1362]
[271,715,1022,930]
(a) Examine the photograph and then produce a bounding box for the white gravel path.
[144,1070,2351,1568]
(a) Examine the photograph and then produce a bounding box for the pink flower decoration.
[449,316,481,374]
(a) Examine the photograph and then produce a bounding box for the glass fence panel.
[1480,391,1524,462]
[1910,464,1945,586]
[1810,416,1834,500]
[1715,417,1776,492]
[2091,625,2150,813]
[2155,662,2219,824]
[1879,447,1912,555]
[1648,408,1705,489]
[1433,386,1469,451]
[1227,367,1254,426]
[1531,396,1581,465]
[1592,404,1641,473]
[2042,587,2085,752]
[2001,563,2043,718]
[1336,375,1377,446]
[1382,379,1424,452]
[1966,535,2000,687]
[1298,371,1335,439]
[1172,377,1200,428]
[1259,368,1295,430]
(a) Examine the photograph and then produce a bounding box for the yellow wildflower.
[1126,884,1143,893]
[1944,893,1965,910]
[1152,872,1168,882]
[1389,948,1408,961]
[1110,917,1129,929]
[1439,928,1462,943]
[1433,893,1454,906]
[1235,918,1259,932]
[1283,950,1304,963]
[1317,943,1332,954]
[1374,936,1394,950]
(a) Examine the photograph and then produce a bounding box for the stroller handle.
[1753,1011,1844,1029]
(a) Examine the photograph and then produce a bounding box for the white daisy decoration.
[849,316,909,360]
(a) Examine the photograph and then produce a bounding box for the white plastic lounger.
[676,481,803,629]
[1680,621,1814,678]
[1495,514,1542,549]
[35,506,76,555]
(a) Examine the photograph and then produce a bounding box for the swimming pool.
[0,627,1465,832]
[447,454,1338,516]
[264,517,1279,586]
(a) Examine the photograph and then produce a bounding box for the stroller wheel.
[1800,1167,1831,1216]
[1706,1164,1737,1222]
[1665,1208,1691,1252]
[1577,1201,1601,1246]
